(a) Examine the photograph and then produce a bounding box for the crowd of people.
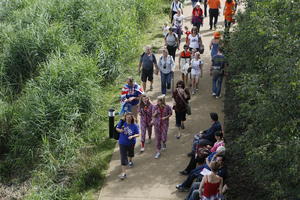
[115,0,237,199]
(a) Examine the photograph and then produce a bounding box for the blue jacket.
[202,121,222,143]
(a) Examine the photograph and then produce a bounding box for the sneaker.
[176,135,181,139]
[128,161,134,167]
[176,184,188,192]
[216,95,222,99]
[162,143,167,150]
[140,147,145,152]
[192,90,195,95]
[179,170,189,175]
[154,152,161,159]
[212,92,216,96]
[118,173,127,180]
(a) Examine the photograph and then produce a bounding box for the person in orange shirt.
[224,0,236,31]
[207,0,221,30]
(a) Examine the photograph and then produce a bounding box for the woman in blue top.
[116,112,140,180]
[209,32,221,61]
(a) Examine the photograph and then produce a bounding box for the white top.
[173,15,184,26]
[158,55,175,74]
[171,1,182,12]
[163,25,170,37]
[188,34,201,49]
[191,59,203,71]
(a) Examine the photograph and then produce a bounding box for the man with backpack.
[210,48,226,98]
[165,27,179,61]
[170,0,183,24]
[138,46,159,92]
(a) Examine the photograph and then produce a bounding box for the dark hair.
[226,0,233,3]
[210,112,219,121]
[183,44,189,49]
[215,131,223,138]
[169,27,173,32]
[217,155,225,162]
[176,80,185,89]
[124,112,135,124]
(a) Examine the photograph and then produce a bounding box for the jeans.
[209,9,219,29]
[181,165,207,188]
[160,72,172,95]
[186,182,201,200]
[212,75,223,96]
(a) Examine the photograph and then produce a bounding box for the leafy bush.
[224,0,300,199]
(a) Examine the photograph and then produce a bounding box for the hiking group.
[114,0,237,199]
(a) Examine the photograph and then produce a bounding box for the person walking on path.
[170,0,183,24]
[187,27,204,53]
[158,48,175,95]
[173,9,185,48]
[208,0,221,30]
[209,31,221,61]
[138,45,159,92]
[179,44,192,86]
[204,0,208,17]
[211,48,226,98]
[173,80,191,139]
[223,0,236,31]
[165,28,179,61]
[116,112,140,180]
[198,161,223,200]
[152,95,172,159]
[138,94,154,152]
[120,77,144,118]
[191,2,204,32]
[190,52,204,95]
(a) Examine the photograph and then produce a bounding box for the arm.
[116,127,124,133]
[200,63,203,77]
[198,175,206,197]
[138,56,143,74]
[162,106,172,120]
[219,178,224,195]
[170,56,175,71]
[178,56,181,70]
[128,124,140,139]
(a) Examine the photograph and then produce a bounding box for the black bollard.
[108,108,115,139]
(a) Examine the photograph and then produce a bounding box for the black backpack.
[113,119,125,140]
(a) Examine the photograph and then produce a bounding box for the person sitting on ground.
[188,112,222,157]
[120,77,144,118]
[185,155,228,200]
[138,45,159,92]
[176,147,226,191]
[209,131,225,152]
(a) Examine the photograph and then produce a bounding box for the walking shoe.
[216,95,222,99]
[176,135,181,139]
[118,173,127,180]
[179,170,189,175]
[192,90,195,95]
[162,143,167,150]
[140,147,145,152]
[128,161,134,167]
[176,184,188,192]
[212,92,216,96]
[154,152,161,159]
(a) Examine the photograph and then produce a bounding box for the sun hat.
[196,2,201,7]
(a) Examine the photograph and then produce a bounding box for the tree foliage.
[224,0,300,199]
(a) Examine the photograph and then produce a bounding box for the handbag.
[177,89,191,115]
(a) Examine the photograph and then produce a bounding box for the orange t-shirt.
[224,1,235,21]
[208,0,221,9]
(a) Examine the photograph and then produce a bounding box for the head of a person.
[140,94,150,105]
[214,31,221,39]
[191,27,198,35]
[226,0,233,3]
[216,155,225,166]
[196,2,201,8]
[195,52,201,59]
[145,45,152,54]
[183,44,189,51]
[162,48,169,57]
[210,112,219,122]
[176,80,185,89]
[192,48,197,54]
[126,77,134,87]
[210,161,220,173]
[169,27,173,34]
[124,112,135,124]
[215,131,224,140]
[157,95,166,106]
[184,26,189,31]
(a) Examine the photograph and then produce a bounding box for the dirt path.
[97,1,227,199]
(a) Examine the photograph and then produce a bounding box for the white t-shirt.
[191,59,203,76]
[171,1,182,12]
[173,15,184,26]
[189,34,201,49]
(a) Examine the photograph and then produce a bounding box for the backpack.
[113,119,125,140]
[171,1,182,11]
[165,32,178,47]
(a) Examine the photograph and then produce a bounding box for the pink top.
[210,141,225,152]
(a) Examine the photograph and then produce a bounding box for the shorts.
[191,69,201,78]
[189,48,200,52]
[119,143,135,166]
[141,68,153,82]
[175,111,187,127]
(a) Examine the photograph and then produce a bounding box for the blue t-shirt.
[117,122,139,146]
[125,84,143,106]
